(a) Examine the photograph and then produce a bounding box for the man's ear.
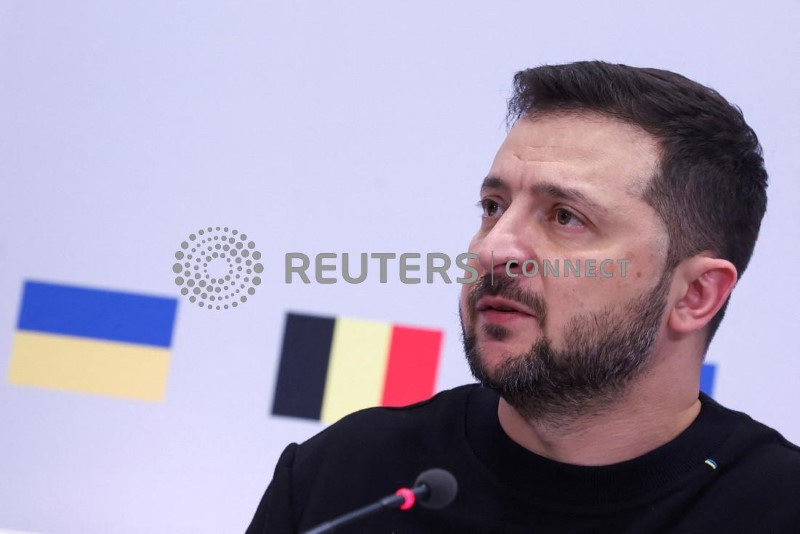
[668,256,738,335]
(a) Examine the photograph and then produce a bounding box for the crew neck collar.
[464,386,739,511]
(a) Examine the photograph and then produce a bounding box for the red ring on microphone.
[395,487,416,510]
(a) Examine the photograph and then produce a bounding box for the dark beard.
[461,271,672,423]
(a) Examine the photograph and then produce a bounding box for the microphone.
[301,468,458,534]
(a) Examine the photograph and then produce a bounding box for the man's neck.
[497,360,702,466]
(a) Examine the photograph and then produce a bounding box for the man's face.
[459,111,671,419]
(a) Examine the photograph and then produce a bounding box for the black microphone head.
[414,468,458,509]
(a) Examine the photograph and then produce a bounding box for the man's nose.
[474,208,538,278]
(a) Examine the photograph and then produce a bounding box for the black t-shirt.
[246,385,800,533]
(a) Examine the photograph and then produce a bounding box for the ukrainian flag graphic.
[272,312,443,424]
[7,281,178,402]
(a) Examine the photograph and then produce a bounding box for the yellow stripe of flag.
[320,317,392,424]
[8,332,171,402]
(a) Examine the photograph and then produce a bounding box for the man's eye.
[479,199,504,218]
[555,207,582,227]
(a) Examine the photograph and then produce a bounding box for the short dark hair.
[507,61,768,345]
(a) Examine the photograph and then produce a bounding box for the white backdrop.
[1,1,799,533]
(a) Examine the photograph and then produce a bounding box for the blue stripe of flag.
[700,363,717,397]
[17,281,177,348]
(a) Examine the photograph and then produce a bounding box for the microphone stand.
[302,484,429,534]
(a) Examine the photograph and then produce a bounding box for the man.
[247,61,800,533]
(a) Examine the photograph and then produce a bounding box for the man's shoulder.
[251,385,490,532]
[290,384,485,479]
[705,395,800,488]
[302,384,479,448]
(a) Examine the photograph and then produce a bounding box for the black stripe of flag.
[272,313,335,420]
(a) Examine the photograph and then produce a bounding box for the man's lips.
[476,296,537,323]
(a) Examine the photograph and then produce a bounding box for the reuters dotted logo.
[172,227,263,310]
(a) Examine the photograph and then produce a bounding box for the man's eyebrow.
[531,182,607,215]
[481,176,608,215]
[480,176,508,193]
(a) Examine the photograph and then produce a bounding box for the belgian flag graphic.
[272,312,443,424]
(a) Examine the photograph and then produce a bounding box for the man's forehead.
[504,112,658,156]
[493,112,661,195]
